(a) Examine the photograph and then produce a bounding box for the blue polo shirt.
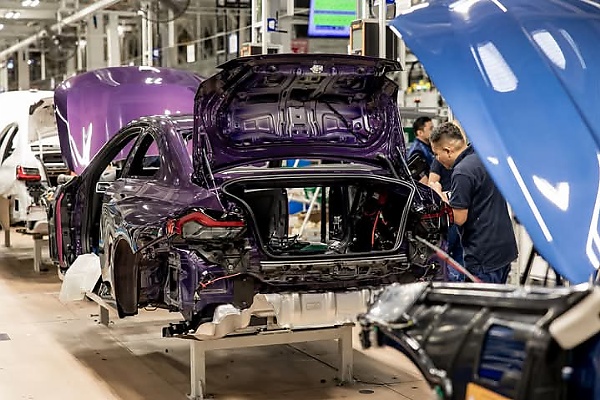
[449,146,518,272]
[407,139,435,174]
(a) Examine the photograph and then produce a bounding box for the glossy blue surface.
[54,66,202,175]
[390,0,600,283]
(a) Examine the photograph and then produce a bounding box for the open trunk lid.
[28,97,57,143]
[54,66,203,175]
[192,54,406,174]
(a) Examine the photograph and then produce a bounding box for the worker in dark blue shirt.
[429,122,518,283]
[407,116,434,183]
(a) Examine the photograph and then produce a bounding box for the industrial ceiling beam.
[0,0,123,61]
[0,33,36,40]
[0,24,38,35]
[0,0,59,10]
[0,8,58,19]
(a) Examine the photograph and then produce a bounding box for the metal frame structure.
[0,202,48,272]
[32,233,47,272]
[85,291,355,400]
[0,0,124,61]
[186,325,354,400]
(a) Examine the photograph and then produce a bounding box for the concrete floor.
[0,229,433,400]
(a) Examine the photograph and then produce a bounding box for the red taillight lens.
[167,211,245,240]
[16,165,41,181]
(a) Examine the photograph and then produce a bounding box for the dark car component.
[360,283,600,400]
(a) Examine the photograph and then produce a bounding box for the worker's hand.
[429,181,443,195]
[429,181,448,203]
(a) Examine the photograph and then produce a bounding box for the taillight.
[16,165,41,181]
[166,211,245,240]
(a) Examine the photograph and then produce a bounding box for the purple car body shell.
[50,58,445,324]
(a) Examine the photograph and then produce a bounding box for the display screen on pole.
[308,0,356,37]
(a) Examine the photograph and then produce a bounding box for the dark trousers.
[445,224,466,282]
[470,263,512,283]
[447,253,512,284]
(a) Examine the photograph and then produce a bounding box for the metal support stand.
[85,292,113,327]
[0,197,10,248]
[32,234,48,273]
[99,304,110,326]
[187,325,354,400]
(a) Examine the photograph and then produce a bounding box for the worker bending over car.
[429,122,517,284]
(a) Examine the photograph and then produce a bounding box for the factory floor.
[0,229,432,400]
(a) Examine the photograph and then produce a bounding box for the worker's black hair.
[430,122,465,144]
[412,116,432,134]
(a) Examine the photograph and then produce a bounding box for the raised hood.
[28,97,57,143]
[193,54,405,172]
[390,0,600,283]
[55,66,202,174]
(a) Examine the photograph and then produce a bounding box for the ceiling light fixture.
[21,0,40,7]
[4,11,21,19]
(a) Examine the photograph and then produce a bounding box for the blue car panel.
[390,0,600,283]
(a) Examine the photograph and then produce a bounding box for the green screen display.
[308,0,356,37]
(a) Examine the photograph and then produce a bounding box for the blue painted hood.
[390,0,600,283]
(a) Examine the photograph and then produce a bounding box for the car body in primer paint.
[0,90,67,234]
[48,58,451,336]
[360,1,600,400]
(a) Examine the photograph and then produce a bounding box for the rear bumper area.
[189,289,377,340]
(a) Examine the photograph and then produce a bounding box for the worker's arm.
[430,183,469,225]
[428,172,441,185]
[429,181,447,202]
[452,208,468,226]
[429,159,446,188]
[430,172,471,226]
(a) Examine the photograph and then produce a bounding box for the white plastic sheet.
[58,253,101,302]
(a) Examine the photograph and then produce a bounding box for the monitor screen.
[308,0,356,38]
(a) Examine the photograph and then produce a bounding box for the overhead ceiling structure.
[0,0,233,58]
[0,0,62,42]
[0,0,127,60]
